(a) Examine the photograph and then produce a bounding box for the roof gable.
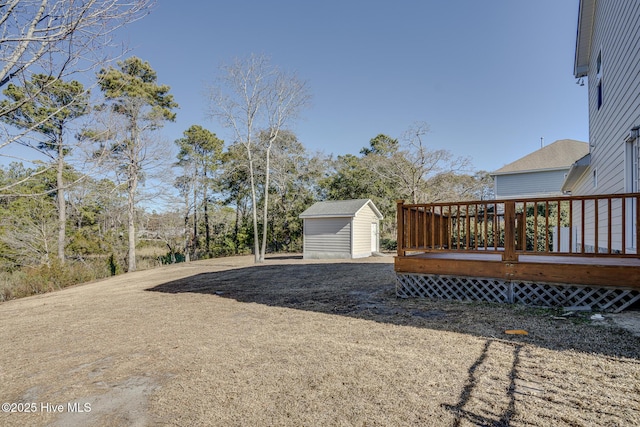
[299,199,383,219]
[492,139,589,175]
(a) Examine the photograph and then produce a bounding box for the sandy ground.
[0,255,639,426]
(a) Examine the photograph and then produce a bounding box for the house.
[391,0,640,312]
[299,199,383,259]
[563,0,640,254]
[491,139,589,199]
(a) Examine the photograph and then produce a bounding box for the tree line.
[0,3,493,300]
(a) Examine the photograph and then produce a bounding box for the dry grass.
[0,255,638,426]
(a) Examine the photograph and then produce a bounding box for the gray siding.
[494,169,569,198]
[572,1,640,251]
[575,1,640,196]
[303,218,351,259]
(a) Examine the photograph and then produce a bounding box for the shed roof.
[299,199,383,219]
[491,139,589,176]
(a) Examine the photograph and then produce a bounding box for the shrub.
[0,259,109,302]
[381,238,397,251]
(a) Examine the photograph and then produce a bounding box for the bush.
[381,238,397,251]
[160,252,185,265]
[0,259,109,302]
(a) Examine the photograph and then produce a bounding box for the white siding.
[303,218,351,259]
[352,206,380,257]
[495,170,569,198]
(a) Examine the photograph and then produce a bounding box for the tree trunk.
[259,144,271,262]
[203,165,211,255]
[246,147,261,263]
[184,215,190,262]
[127,161,137,272]
[233,198,240,255]
[57,138,66,264]
[184,186,191,262]
[192,166,198,256]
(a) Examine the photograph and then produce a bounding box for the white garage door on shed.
[299,199,383,259]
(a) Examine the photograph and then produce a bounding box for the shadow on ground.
[147,259,639,359]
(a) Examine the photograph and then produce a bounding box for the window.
[596,51,603,109]
[597,80,603,109]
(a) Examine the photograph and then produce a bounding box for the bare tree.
[1,197,57,267]
[208,54,311,263]
[0,0,153,180]
[0,0,152,90]
[364,122,471,204]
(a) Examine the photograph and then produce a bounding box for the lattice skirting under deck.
[395,273,640,313]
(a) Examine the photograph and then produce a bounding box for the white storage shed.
[299,199,383,259]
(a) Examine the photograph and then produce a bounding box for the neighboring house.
[491,139,589,199]
[299,199,383,259]
[563,0,640,253]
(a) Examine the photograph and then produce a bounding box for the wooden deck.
[393,195,640,311]
[395,251,640,290]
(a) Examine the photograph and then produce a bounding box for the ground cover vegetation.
[1,256,638,426]
[0,4,493,301]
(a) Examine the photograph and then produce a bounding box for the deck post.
[504,200,518,262]
[636,196,640,253]
[396,200,405,257]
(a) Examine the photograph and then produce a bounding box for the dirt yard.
[0,255,639,426]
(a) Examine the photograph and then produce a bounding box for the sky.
[116,0,588,173]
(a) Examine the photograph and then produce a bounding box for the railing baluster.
[447,204,452,250]
[483,203,488,249]
[593,199,600,254]
[557,200,562,253]
[456,204,461,250]
[622,197,627,254]
[607,198,612,254]
[581,199,585,254]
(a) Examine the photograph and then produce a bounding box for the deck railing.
[396,193,640,261]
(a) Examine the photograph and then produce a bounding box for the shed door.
[371,223,378,252]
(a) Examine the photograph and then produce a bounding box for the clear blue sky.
[118,0,587,173]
